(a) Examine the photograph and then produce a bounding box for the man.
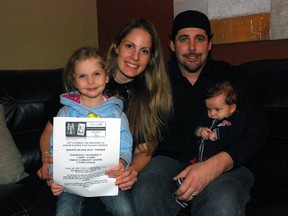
[132,10,268,216]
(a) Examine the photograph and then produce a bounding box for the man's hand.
[173,152,233,201]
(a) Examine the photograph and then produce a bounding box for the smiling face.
[73,57,108,107]
[114,28,152,83]
[205,94,236,120]
[170,27,212,75]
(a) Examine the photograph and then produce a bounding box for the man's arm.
[173,151,233,201]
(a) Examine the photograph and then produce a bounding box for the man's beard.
[181,52,203,73]
[181,62,202,73]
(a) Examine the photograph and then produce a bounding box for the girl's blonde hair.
[106,18,173,154]
[63,47,106,93]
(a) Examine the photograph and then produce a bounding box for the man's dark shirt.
[155,58,268,168]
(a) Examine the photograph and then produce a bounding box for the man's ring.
[188,194,196,200]
[134,177,137,182]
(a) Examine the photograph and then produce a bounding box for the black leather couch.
[241,59,288,216]
[0,69,62,216]
[0,58,288,216]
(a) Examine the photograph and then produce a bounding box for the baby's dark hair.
[205,81,237,105]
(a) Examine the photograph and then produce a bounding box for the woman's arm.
[37,121,53,180]
[40,121,53,156]
[130,144,152,172]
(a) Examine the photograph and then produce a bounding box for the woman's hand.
[38,121,53,181]
[114,144,151,190]
[105,160,126,178]
[37,156,53,181]
[115,166,139,190]
[50,180,64,196]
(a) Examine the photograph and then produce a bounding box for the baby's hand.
[105,160,126,178]
[208,131,216,141]
[50,180,64,196]
[198,127,212,139]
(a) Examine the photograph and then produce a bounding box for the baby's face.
[205,94,236,120]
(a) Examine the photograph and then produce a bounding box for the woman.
[106,18,172,190]
[37,18,172,214]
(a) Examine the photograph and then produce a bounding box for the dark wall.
[97,0,174,61]
[97,1,288,64]
[212,39,288,65]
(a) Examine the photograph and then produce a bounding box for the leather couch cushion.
[240,59,288,139]
[0,104,28,184]
[0,69,63,174]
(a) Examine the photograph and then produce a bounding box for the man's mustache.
[183,52,201,58]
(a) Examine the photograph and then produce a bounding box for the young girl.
[49,46,135,216]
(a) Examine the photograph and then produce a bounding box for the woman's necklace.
[113,75,132,99]
[123,83,131,97]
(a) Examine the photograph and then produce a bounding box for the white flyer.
[52,117,120,197]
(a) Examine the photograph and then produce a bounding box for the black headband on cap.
[171,10,211,40]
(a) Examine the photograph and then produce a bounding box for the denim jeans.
[56,192,84,216]
[101,190,136,216]
[132,155,254,216]
[56,190,135,216]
